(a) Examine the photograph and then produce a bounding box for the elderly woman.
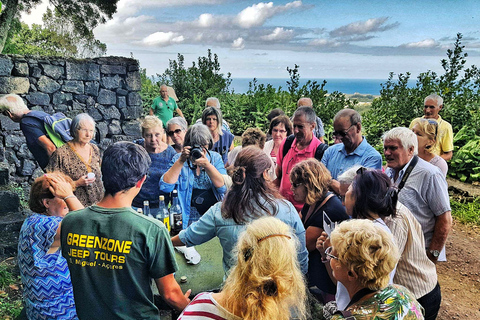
[166,116,188,153]
[18,172,83,319]
[263,115,293,179]
[289,159,349,302]
[202,106,234,166]
[46,113,103,207]
[171,146,308,276]
[132,116,176,212]
[411,118,448,176]
[326,219,424,319]
[161,123,227,264]
[178,217,307,320]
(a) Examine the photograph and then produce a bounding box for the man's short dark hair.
[102,141,151,195]
[293,106,316,124]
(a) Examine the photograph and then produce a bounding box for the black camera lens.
[190,145,203,161]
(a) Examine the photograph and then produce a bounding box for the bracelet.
[63,195,77,201]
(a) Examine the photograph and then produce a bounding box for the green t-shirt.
[151,96,177,128]
[61,206,178,319]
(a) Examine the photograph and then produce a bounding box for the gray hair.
[166,116,188,131]
[0,94,28,116]
[424,94,443,107]
[333,108,361,125]
[337,165,363,185]
[184,123,213,148]
[297,97,313,108]
[71,113,95,140]
[293,106,316,124]
[382,127,418,155]
[205,97,221,109]
[202,106,223,136]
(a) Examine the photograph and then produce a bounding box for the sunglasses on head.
[167,129,182,136]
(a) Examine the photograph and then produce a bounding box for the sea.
[229,78,416,96]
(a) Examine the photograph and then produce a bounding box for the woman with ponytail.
[171,146,308,276]
[178,216,308,320]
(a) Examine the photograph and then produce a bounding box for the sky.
[21,0,480,80]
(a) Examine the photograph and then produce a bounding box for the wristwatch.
[429,249,440,258]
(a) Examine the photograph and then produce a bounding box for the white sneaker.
[184,246,201,265]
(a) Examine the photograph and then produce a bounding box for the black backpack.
[282,134,328,161]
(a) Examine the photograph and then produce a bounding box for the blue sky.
[23,0,480,79]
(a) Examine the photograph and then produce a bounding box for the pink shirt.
[277,136,322,211]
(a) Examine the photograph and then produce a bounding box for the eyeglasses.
[333,124,356,138]
[291,182,303,188]
[356,167,367,175]
[424,105,437,109]
[167,129,183,136]
[79,128,94,134]
[325,247,338,261]
[272,129,287,134]
[293,124,305,130]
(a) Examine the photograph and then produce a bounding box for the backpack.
[282,134,328,161]
[43,113,73,147]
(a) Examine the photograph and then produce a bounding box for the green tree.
[0,0,118,52]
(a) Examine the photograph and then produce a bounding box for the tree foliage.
[0,0,118,52]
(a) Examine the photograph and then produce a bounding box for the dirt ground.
[437,221,480,319]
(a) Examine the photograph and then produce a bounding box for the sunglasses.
[332,123,356,138]
[291,182,303,188]
[167,129,183,136]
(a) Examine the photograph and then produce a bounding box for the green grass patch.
[450,198,480,226]
[0,262,23,319]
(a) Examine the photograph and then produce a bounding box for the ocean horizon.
[229,78,416,96]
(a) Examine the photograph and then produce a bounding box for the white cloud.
[330,17,399,38]
[198,13,215,27]
[232,37,245,50]
[235,1,303,29]
[261,27,294,41]
[143,32,185,46]
[309,38,339,47]
[20,1,51,26]
[402,39,439,48]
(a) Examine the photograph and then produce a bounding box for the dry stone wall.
[0,55,144,185]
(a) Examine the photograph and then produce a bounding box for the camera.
[190,144,204,161]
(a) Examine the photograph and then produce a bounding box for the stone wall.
[0,55,143,185]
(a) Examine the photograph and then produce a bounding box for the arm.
[37,135,56,156]
[154,274,191,311]
[163,149,189,184]
[175,107,184,118]
[149,108,154,116]
[440,151,452,161]
[427,211,452,263]
[177,205,218,247]
[196,156,225,188]
[47,174,84,212]
[305,226,324,252]
[316,232,336,284]
[228,141,234,152]
[170,234,185,246]
[329,179,341,195]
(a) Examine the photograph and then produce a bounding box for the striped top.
[178,292,241,320]
[385,203,438,299]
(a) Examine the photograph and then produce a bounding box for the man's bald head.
[297,97,313,108]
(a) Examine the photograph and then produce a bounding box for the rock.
[62,80,84,94]
[127,92,142,106]
[96,122,108,140]
[0,77,30,94]
[55,104,69,113]
[122,120,141,137]
[85,81,100,96]
[5,135,26,149]
[100,65,126,75]
[0,191,20,214]
[101,75,123,89]
[0,115,20,131]
[17,144,34,160]
[125,71,141,91]
[13,63,29,77]
[128,64,140,72]
[66,62,100,81]
[52,92,73,105]
[98,138,112,151]
[98,89,116,105]
[37,75,61,93]
[0,58,13,76]
[117,96,126,109]
[108,119,122,135]
[112,135,136,143]
[0,162,9,186]
[120,106,142,120]
[25,92,50,105]
[5,150,20,172]
[30,66,42,78]
[99,105,121,120]
[41,64,64,79]
[20,159,36,176]
[74,94,89,104]
[116,88,128,96]
[87,107,103,122]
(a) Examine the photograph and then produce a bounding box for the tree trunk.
[0,0,20,53]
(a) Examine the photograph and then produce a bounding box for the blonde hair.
[290,159,331,205]
[0,94,28,117]
[140,116,164,136]
[331,219,399,290]
[411,118,438,154]
[221,217,308,320]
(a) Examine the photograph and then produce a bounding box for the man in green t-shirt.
[61,141,190,319]
[150,85,184,128]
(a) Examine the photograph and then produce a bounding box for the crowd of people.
[0,89,455,320]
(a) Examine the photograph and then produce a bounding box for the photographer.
[161,124,227,264]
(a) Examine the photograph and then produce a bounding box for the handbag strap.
[397,155,418,191]
[304,192,334,224]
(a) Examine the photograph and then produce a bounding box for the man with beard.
[274,106,322,211]
[321,109,382,195]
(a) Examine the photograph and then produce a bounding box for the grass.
[0,261,23,319]
[450,198,480,225]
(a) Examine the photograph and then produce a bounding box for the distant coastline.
[230,78,416,96]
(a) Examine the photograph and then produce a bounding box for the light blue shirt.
[178,200,309,276]
[321,137,382,179]
[160,151,227,228]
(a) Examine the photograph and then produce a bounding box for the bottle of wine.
[159,195,170,232]
[169,190,182,235]
[143,200,151,217]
